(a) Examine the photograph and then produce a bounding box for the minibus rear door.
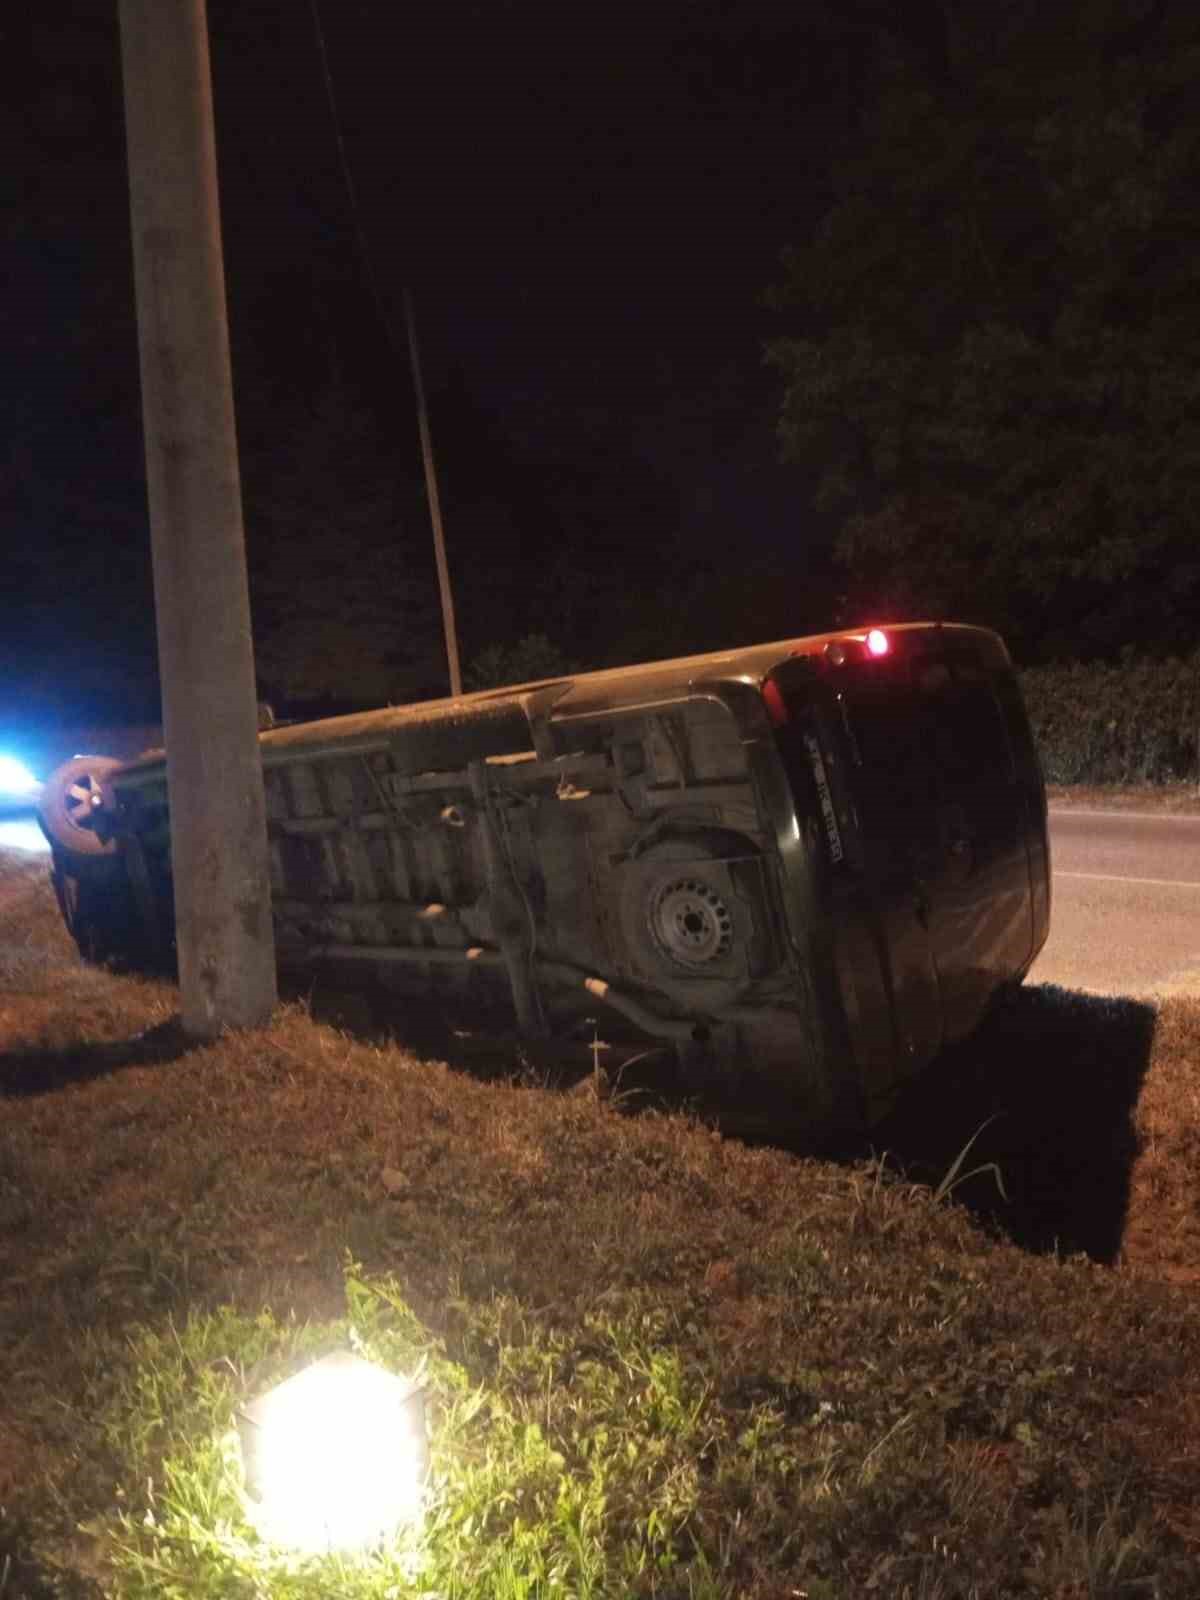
[767,659,944,1093]
[913,652,1035,1042]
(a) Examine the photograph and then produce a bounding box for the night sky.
[1,2,994,758]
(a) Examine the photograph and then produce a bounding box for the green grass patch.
[90,1267,727,1598]
[58,1257,1185,1599]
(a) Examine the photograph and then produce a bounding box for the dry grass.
[2,847,1200,1596]
[1119,998,1200,1287]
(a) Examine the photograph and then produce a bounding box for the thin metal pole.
[404,286,462,696]
[118,0,277,1036]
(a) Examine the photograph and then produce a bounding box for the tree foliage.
[768,2,1200,661]
[465,632,577,691]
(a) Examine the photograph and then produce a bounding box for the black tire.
[37,755,123,859]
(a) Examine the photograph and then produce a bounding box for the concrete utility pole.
[118,0,277,1036]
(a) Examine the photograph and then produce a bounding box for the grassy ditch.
[2,848,1199,1597]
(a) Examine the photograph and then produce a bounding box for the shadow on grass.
[0,1547,60,1600]
[290,973,1158,1266]
[839,983,1157,1264]
[0,1512,101,1600]
[0,1019,196,1098]
[292,972,663,1094]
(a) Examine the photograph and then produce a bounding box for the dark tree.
[768,2,1200,661]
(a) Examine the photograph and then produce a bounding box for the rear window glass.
[836,649,1014,822]
[836,665,936,865]
[918,658,1013,787]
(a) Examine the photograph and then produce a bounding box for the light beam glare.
[0,755,40,798]
[0,819,49,853]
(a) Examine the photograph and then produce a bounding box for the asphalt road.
[1031,808,1200,998]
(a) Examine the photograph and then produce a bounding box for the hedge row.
[1018,650,1200,786]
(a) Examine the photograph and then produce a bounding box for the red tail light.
[762,677,789,726]
[865,629,890,657]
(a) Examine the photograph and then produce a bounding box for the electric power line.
[306,0,462,695]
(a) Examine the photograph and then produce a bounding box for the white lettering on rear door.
[804,733,843,864]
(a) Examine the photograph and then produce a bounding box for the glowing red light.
[865,629,890,657]
[762,678,789,726]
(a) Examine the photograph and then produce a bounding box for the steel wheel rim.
[648,876,734,968]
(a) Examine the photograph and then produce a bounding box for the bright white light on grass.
[0,756,40,799]
[237,1352,428,1554]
